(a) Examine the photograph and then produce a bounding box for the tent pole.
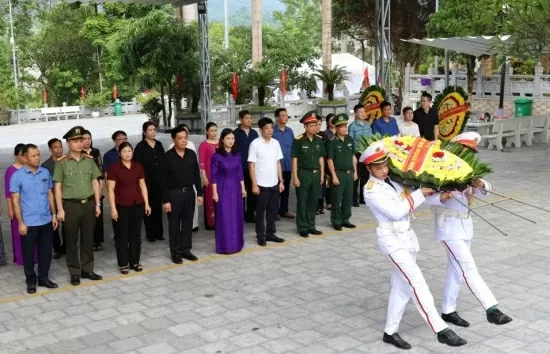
[499,55,506,109]
[444,49,449,86]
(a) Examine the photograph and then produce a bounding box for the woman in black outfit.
[134,121,165,242]
[83,130,105,251]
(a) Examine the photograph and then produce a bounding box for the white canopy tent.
[32,0,199,5]
[402,35,515,57]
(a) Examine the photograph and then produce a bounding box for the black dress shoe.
[53,252,64,260]
[442,311,470,327]
[258,239,267,246]
[81,272,103,281]
[71,275,81,286]
[307,229,323,235]
[342,222,356,229]
[38,280,58,289]
[487,308,513,325]
[383,332,411,350]
[192,227,199,233]
[156,236,166,241]
[299,231,309,238]
[333,225,343,231]
[27,284,37,294]
[267,235,285,243]
[181,252,198,261]
[147,238,156,243]
[437,328,467,347]
[171,255,183,264]
[352,202,360,207]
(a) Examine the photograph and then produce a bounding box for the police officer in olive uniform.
[53,126,103,286]
[327,113,358,231]
[292,111,325,237]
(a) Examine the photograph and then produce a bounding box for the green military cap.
[331,113,349,126]
[300,110,319,125]
[62,126,86,140]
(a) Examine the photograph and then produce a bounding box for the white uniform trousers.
[441,240,498,314]
[385,248,448,335]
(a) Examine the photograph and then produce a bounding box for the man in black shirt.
[413,92,440,141]
[162,126,204,263]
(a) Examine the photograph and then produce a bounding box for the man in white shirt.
[248,117,286,246]
[398,107,420,137]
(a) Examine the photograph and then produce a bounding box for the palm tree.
[244,62,278,106]
[314,65,351,101]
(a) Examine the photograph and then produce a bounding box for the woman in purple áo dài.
[211,129,245,254]
[5,143,37,266]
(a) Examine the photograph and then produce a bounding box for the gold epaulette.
[295,134,304,140]
[56,155,67,162]
[366,180,374,190]
[315,134,323,139]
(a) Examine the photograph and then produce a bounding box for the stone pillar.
[321,0,332,70]
[181,4,198,23]
[427,64,435,75]
[483,56,494,75]
[534,61,543,98]
[540,55,550,72]
[252,0,263,66]
[476,65,483,98]
[404,63,413,96]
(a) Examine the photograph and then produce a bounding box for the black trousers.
[256,185,279,240]
[114,203,144,267]
[52,222,65,254]
[278,171,292,216]
[168,189,195,255]
[243,169,257,222]
[22,223,53,285]
[93,201,104,244]
[145,183,164,241]
[63,199,96,276]
[353,156,369,204]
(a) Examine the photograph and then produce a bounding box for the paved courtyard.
[0,132,550,354]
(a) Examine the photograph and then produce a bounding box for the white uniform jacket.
[364,176,428,256]
[430,178,491,241]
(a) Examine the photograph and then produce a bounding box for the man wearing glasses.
[103,131,128,178]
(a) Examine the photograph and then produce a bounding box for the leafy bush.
[141,96,163,123]
[81,91,110,110]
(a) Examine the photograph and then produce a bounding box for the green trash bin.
[514,97,533,117]
[114,99,122,116]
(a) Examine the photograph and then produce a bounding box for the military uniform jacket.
[53,153,102,199]
[326,135,354,170]
[364,176,429,256]
[291,134,325,169]
[430,178,491,241]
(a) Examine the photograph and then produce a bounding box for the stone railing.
[8,100,142,124]
[404,62,550,100]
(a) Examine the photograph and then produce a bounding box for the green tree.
[502,1,550,58]
[426,0,508,95]
[109,9,197,125]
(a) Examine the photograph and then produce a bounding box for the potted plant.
[82,92,109,118]
[244,62,279,123]
[0,106,11,125]
[136,90,163,125]
[314,65,352,116]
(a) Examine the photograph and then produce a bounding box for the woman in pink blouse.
[198,122,219,230]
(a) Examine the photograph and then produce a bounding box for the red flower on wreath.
[394,140,404,146]
[432,151,445,158]
[405,145,412,151]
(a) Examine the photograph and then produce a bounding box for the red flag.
[363,68,370,89]
[80,87,86,98]
[42,88,47,105]
[281,70,287,96]
[176,75,182,88]
[113,84,118,100]
[231,73,238,100]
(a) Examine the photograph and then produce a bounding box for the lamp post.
[8,0,21,124]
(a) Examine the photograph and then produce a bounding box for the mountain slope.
[207,0,285,24]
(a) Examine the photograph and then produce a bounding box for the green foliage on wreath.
[358,85,387,105]
[355,133,492,191]
[433,85,471,139]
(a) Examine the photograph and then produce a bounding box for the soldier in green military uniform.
[292,111,325,237]
[53,126,103,286]
[327,113,358,231]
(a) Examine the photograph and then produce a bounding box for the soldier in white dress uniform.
[360,141,467,350]
[431,132,513,328]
